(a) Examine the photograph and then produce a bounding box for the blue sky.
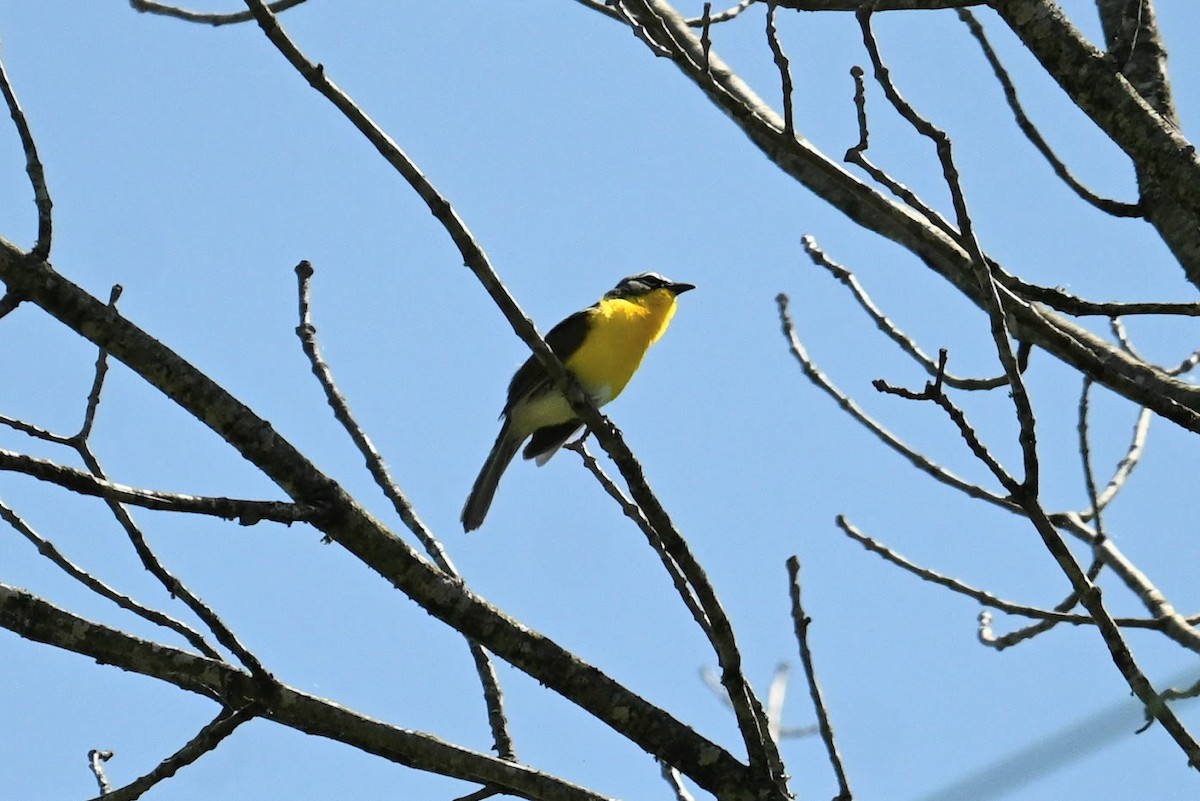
[2,2,1199,799]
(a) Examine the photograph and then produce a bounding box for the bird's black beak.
[669,282,696,295]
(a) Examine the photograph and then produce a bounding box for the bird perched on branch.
[461,272,695,532]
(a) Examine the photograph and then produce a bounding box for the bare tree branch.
[775,293,1016,511]
[129,0,308,26]
[1095,0,1176,123]
[765,2,794,137]
[0,239,752,800]
[786,557,852,801]
[87,705,255,801]
[776,0,980,8]
[1002,279,1200,317]
[685,0,756,26]
[0,449,317,525]
[835,516,1171,631]
[957,8,1142,218]
[802,235,1012,390]
[293,260,515,761]
[0,498,220,658]
[87,749,113,796]
[660,762,698,801]
[75,284,123,443]
[566,439,714,639]
[873,351,1021,494]
[1077,378,1108,542]
[0,584,619,801]
[857,3,1036,488]
[843,66,958,239]
[0,290,21,319]
[0,47,52,260]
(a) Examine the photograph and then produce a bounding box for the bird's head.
[605,272,696,300]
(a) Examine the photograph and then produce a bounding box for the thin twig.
[844,66,957,240]
[87,749,113,796]
[1162,677,1200,705]
[2,583,635,801]
[1077,378,1108,543]
[836,516,1157,630]
[0,414,71,444]
[776,294,1016,511]
[699,2,713,74]
[75,285,122,443]
[858,3,1036,490]
[452,787,503,801]
[85,706,255,801]
[980,551,1100,651]
[1092,406,1149,512]
[566,440,714,639]
[608,1,675,56]
[783,0,981,8]
[1109,316,1200,378]
[787,557,852,801]
[572,0,624,20]
[660,762,698,801]
[293,260,515,760]
[978,610,1058,650]
[0,47,52,260]
[293,263,455,565]
[957,9,1142,218]
[1055,514,1200,653]
[0,499,220,658]
[802,235,1013,389]
[873,350,1021,494]
[685,0,756,25]
[765,2,794,137]
[130,0,307,26]
[78,443,274,680]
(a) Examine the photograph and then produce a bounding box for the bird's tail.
[461,418,522,532]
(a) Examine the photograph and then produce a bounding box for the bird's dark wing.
[523,420,584,462]
[503,307,593,413]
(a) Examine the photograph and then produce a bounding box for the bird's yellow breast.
[565,288,680,405]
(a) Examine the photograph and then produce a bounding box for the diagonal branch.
[802,235,1013,390]
[957,8,1142,218]
[786,557,852,801]
[0,499,220,658]
[86,705,255,801]
[293,260,514,762]
[775,293,1016,511]
[0,584,617,801]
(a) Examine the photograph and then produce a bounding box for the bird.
[461,272,695,532]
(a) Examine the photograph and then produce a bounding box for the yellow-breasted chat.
[461,272,695,531]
